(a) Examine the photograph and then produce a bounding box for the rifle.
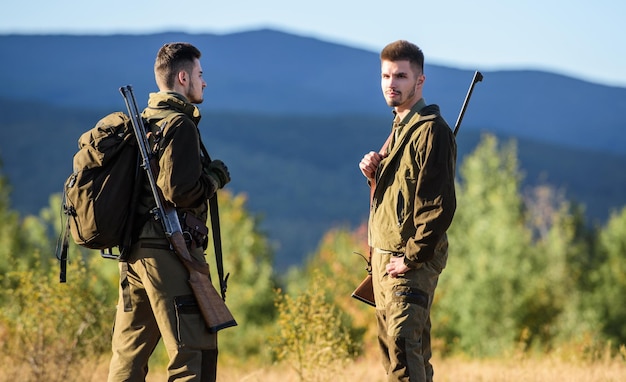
[119,85,237,332]
[351,71,484,307]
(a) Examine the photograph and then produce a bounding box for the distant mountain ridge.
[1,30,625,268]
[1,29,625,155]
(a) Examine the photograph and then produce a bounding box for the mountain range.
[0,30,625,268]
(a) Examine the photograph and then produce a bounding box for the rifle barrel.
[453,71,483,136]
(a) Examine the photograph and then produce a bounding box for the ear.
[177,70,187,86]
[418,74,425,86]
[416,74,425,90]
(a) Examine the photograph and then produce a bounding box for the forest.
[0,133,625,381]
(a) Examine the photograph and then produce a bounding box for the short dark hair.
[380,40,424,74]
[154,42,202,89]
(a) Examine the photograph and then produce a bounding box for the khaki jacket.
[136,91,217,240]
[368,101,456,265]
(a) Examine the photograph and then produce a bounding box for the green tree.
[206,190,278,361]
[435,134,609,357]
[590,207,626,344]
[520,185,599,349]
[0,163,28,276]
[436,134,532,355]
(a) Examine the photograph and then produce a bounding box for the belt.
[374,248,404,257]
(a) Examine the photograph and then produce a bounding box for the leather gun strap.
[367,130,394,263]
[199,140,229,301]
[369,131,394,202]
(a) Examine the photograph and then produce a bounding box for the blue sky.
[2,0,624,87]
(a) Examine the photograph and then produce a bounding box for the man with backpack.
[107,42,230,382]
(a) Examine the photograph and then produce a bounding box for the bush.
[0,256,114,382]
[271,272,355,382]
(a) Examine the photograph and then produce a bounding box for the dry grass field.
[217,356,626,382]
[3,350,625,381]
[80,353,625,382]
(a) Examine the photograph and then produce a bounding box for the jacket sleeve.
[405,120,457,264]
[157,116,217,208]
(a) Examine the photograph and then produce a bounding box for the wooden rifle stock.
[351,71,483,307]
[168,218,237,332]
[120,85,237,332]
[351,274,375,307]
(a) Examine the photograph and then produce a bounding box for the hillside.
[1,99,625,269]
[1,30,625,268]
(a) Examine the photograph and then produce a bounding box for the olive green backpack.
[57,108,181,281]
[60,111,139,262]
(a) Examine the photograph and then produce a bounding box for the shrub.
[271,272,355,382]
[0,256,113,382]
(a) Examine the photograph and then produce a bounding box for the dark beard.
[188,83,204,104]
[386,86,416,108]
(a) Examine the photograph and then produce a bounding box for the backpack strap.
[56,193,71,282]
[145,110,184,139]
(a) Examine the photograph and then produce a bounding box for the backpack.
[62,111,140,253]
[57,108,181,282]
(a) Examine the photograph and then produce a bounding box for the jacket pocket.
[395,177,416,227]
[396,191,405,227]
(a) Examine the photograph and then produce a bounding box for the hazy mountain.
[1,30,625,268]
[2,29,625,154]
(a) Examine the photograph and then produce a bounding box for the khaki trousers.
[107,239,218,382]
[372,235,448,382]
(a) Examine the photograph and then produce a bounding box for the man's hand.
[359,151,385,180]
[205,159,231,189]
[386,255,411,278]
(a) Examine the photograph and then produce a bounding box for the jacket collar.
[379,102,440,176]
[393,98,428,127]
[144,91,201,125]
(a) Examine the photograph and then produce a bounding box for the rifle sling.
[199,140,229,302]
